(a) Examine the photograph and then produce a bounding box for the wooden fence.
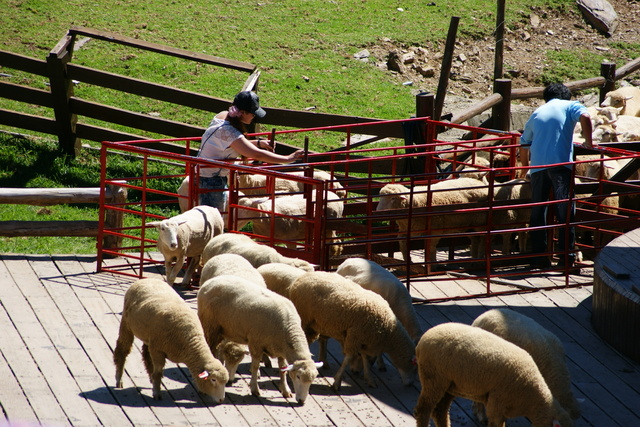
[0,184,127,249]
[2,26,640,158]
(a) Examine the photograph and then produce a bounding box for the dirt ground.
[364,0,640,116]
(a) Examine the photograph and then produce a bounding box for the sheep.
[177,176,190,213]
[490,178,532,254]
[414,322,574,427]
[113,278,228,402]
[147,205,224,287]
[201,232,315,272]
[592,114,640,143]
[257,262,308,298]
[574,105,622,138]
[471,308,581,421]
[288,271,416,391]
[200,253,266,287]
[335,257,422,343]
[234,190,344,256]
[375,177,489,264]
[237,169,346,198]
[197,275,322,403]
[600,86,640,117]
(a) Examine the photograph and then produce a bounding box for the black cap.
[233,91,266,118]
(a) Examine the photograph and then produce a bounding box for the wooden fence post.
[415,92,434,118]
[492,79,512,131]
[102,183,128,250]
[600,61,616,105]
[47,33,81,157]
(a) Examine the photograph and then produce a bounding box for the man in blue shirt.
[520,83,594,268]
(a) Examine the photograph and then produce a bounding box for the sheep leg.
[143,344,167,400]
[484,398,507,427]
[277,357,292,399]
[360,353,377,388]
[317,335,329,369]
[332,353,353,391]
[165,254,185,287]
[181,255,200,287]
[432,392,455,427]
[249,350,262,397]
[113,322,134,388]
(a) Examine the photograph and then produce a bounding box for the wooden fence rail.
[0,184,127,248]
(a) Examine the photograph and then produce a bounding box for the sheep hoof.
[331,381,342,392]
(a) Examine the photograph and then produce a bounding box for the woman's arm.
[230,136,304,164]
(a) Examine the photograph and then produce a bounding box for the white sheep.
[471,308,581,421]
[197,275,322,403]
[201,232,315,272]
[147,205,224,287]
[257,262,308,298]
[376,178,489,264]
[288,271,416,391]
[234,190,344,256]
[600,86,640,117]
[200,253,266,287]
[335,257,422,343]
[113,278,228,402]
[414,322,574,427]
[236,169,346,198]
[593,114,640,143]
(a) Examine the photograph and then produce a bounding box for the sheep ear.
[314,361,324,368]
[280,364,294,373]
[198,371,210,380]
[146,221,161,228]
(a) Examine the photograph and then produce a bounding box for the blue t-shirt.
[520,99,586,172]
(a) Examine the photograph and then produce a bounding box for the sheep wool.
[414,322,574,427]
[201,232,315,272]
[472,308,581,420]
[257,262,308,298]
[376,178,489,263]
[335,257,422,342]
[113,278,228,403]
[197,275,321,404]
[289,271,416,391]
[200,253,266,287]
[147,205,224,286]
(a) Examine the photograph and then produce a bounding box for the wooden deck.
[1,253,639,427]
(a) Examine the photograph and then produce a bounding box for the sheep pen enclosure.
[96,117,640,301]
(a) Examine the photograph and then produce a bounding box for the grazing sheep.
[600,86,640,117]
[235,190,344,256]
[376,178,489,264]
[288,271,416,391]
[471,308,581,421]
[198,275,322,403]
[335,257,422,343]
[201,232,315,272]
[414,322,574,427]
[257,262,308,298]
[113,278,228,402]
[147,205,224,287]
[237,169,346,198]
[200,253,266,287]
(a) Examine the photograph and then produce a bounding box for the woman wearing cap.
[197,90,304,210]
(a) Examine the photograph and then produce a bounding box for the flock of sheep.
[114,202,583,426]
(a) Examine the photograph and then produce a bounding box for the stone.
[576,0,618,36]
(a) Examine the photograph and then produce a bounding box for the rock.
[387,50,405,74]
[354,49,370,60]
[576,0,618,36]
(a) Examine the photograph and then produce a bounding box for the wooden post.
[600,61,616,105]
[103,183,128,249]
[434,16,460,122]
[47,33,81,157]
[492,79,512,131]
[415,92,434,118]
[493,0,506,81]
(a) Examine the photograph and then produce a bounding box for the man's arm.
[579,113,594,149]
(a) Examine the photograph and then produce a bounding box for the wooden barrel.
[593,227,640,362]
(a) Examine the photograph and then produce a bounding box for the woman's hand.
[287,150,305,162]
[256,138,275,152]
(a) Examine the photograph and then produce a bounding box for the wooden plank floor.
[1,253,639,426]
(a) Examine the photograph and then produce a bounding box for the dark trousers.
[529,167,576,259]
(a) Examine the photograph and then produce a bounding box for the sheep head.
[147,219,188,250]
[281,360,323,404]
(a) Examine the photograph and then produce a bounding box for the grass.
[1,0,639,254]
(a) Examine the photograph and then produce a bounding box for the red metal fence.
[96,117,640,301]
